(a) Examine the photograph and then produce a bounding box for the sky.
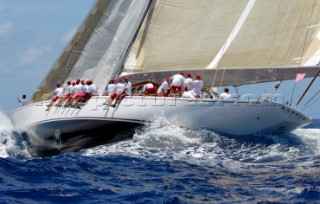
[0,0,95,114]
[0,0,319,119]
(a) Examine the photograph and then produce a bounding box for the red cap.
[196,74,201,79]
[125,77,129,82]
[180,72,184,76]
[67,81,71,85]
[118,78,122,82]
[81,80,85,84]
[56,82,60,87]
[166,77,170,81]
[110,78,115,83]
[72,82,76,86]
[76,79,80,84]
[187,72,191,77]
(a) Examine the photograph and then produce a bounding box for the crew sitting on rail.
[157,77,171,97]
[63,81,76,107]
[45,82,64,111]
[56,80,72,106]
[85,80,98,100]
[105,78,125,108]
[118,77,131,100]
[104,78,116,106]
[66,79,87,107]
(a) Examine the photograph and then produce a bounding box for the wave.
[83,115,320,168]
[1,109,319,163]
[0,110,31,159]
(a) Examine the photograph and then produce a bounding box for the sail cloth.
[33,0,320,102]
[66,0,151,95]
[32,0,151,102]
[123,0,320,73]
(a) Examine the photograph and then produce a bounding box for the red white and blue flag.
[295,73,306,83]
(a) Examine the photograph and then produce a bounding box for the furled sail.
[123,0,320,78]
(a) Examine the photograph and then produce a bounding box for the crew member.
[45,82,64,111]
[157,78,171,97]
[170,72,185,96]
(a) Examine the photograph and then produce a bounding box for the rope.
[211,39,228,90]
[289,82,296,107]
[219,69,227,88]
[303,88,320,108]
[301,95,320,112]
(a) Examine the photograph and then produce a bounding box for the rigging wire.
[301,94,320,112]
[302,88,320,108]
[289,82,296,107]
[289,0,316,107]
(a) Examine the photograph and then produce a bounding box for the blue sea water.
[0,112,320,203]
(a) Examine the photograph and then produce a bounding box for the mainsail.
[124,0,320,71]
[32,0,320,102]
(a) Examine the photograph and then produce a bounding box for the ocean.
[0,112,319,204]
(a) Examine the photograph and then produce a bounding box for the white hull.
[8,96,311,157]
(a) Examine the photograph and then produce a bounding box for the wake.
[0,110,30,159]
[83,115,320,168]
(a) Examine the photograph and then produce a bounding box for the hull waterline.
[8,96,311,157]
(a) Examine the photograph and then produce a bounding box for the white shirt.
[219,92,230,100]
[70,85,76,94]
[63,85,72,95]
[116,83,125,95]
[106,84,117,95]
[157,81,169,94]
[124,81,132,95]
[53,87,64,97]
[170,74,185,87]
[184,77,193,91]
[191,80,203,97]
[182,90,196,99]
[143,83,154,91]
[80,84,87,94]
[74,84,82,94]
[88,84,98,95]
[19,98,28,106]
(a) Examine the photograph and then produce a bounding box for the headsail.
[32,0,151,102]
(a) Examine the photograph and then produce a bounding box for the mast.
[294,69,320,109]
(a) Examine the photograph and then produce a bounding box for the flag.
[295,73,306,83]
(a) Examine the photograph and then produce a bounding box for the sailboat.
[8,0,320,157]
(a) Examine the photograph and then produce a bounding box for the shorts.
[171,86,181,92]
[52,96,60,102]
[146,87,156,95]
